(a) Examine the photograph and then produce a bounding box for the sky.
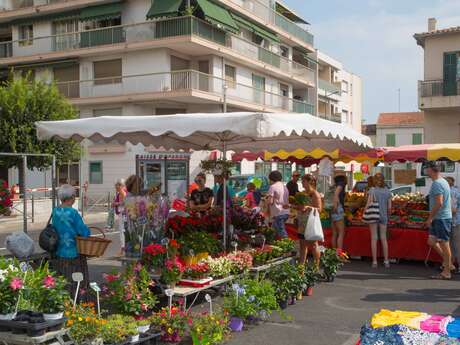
[283,0,460,123]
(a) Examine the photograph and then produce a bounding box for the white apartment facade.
[317,51,362,132]
[376,112,425,148]
[415,18,460,144]
[0,0,361,198]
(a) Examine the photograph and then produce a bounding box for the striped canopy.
[383,144,460,162]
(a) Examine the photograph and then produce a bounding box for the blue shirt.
[429,178,452,220]
[213,183,235,199]
[451,187,460,226]
[52,207,90,258]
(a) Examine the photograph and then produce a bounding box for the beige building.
[376,112,424,147]
[414,18,460,143]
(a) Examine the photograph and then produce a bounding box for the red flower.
[169,239,180,249]
[103,273,120,283]
[43,275,56,288]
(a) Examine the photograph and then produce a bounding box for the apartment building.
[0,0,322,197]
[415,18,460,144]
[317,51,362,132]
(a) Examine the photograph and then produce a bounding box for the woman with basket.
[364,173,392,268]
[51,184,91,299]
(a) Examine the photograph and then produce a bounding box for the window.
[277,163,292,182]
[422,161,455,176]
[386,133,396,147]
[83,17,121,31]
[225,65,236,89]
[342,81,349,93]
[255,162,272,177]
[412,133,423,145]
[93,59,122,85]
[280,45,289,58]
[93,108,122,117]
[89,162,103,184]
[18,24,33,46]
[342,110,349,123]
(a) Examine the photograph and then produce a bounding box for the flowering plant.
[190,312,230,345]
[226,251,253,274]
[223,283,256,319]
[178,231,221,257]
[251,246,274,265]
[168,239,181,258]
[102,263,157,316]
[273,238,296,255]
[37,269,69,313]
[289,192,311,206]
[204,256,234,279]
[100,315,138,344]
[183,262,210,280]
[161,258,185,286]
[65,302,105,344]
[143,243,167,268]
[150,306,189,343]
[0,180,12,216]
[268,262,303,301]
[321,248,348,280]
[231,206,265,231]
[0,258,22,314]
[168,215,223,235]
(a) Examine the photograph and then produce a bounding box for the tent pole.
[23,156,27,234]
[223,142,227,251]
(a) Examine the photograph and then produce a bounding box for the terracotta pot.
[278,299,288,310]
[306,287,313,296]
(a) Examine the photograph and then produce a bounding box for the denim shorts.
[429,219,452,242]
[331,205,344,222]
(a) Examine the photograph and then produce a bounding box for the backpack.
[39,213,59,253]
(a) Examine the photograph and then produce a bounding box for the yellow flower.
[66,320,74,326]
[78,317,83,322]
[167,328,173,334]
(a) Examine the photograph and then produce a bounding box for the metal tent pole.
[52,155,56,209]
[22,156,27,233]
[222,142,227,251]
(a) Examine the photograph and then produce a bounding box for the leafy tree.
[0,76,80,193]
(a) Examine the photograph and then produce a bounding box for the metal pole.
[222,141,227,251]
[223,84,228,113]
[23,156,27,234]
[31,194,34,223]
[52,155,56,209]
[398,88,401,112]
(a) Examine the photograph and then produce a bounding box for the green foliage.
[268,263,303,301]
[273,238,296,254]
[178,231,221,257]
[299,263,321,289]
[0,76,80,170]
[320,248,345,279]
[100,315,138,344]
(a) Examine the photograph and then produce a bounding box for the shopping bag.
[362,193,380,224]
[304,209,324,241]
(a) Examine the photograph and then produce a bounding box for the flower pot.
[326,274,336,282]
[130,334,140,343]
[278,299,288,310]
[289,296,296,305]
[0,312,16,320]
[306,287,314,296]
[137,325,150,333]
[296,292,303,300]
[43,312,64,321]
[259,310,269,321]
[167,282,177,289]
[229,317,244,332]
[196,252,209,261]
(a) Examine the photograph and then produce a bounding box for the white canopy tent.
[36,112,372,248]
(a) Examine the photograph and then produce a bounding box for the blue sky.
[283,0,460,123]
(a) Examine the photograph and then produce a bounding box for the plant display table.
[0,329,73,345]
[249,256,296,278]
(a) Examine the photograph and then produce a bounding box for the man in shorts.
[425,161,453,280]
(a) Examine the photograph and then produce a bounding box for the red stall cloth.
[323,226,442,263]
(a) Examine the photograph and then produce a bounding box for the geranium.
[161,258,185,286]
[43,275,55,288]
[102,273,120,283]
[10,277,23,290]
[183,262,210,280]
[0,179,12,215]
[226,251,253,274]
[150,306,189,343]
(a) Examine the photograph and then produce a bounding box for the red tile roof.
[377,112,425,126]
[414,26,460,46]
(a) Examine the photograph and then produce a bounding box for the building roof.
[377,112,425,127]
[414,26,460,47]
[362,124,376,136]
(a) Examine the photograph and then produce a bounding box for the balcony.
[0,0,110,13]
[418,80,460,110]
[55,69,315,113]
[223,0,313,48]
[0,16,315,86]
[318,79,341,97]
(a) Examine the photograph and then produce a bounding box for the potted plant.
[102,263,158,316]
[66,302,102,344]
[143,243,167,273]
[321,248,348,282]
[38,273,69,320]
[273,238,296,256]
[242,278,278,320]
[302,263,321,296]
[204,256,234,279]
[190,312,230,345]
[0,180,12,216]
[268,263,300,309]
[183,262,210,280]
[150,306,189,343]
[100,315,138,344]
[136,318,151,334]
[223,283,256,332]
[0,259,22,320]
[226,251,253,275]
[161,258,185,288]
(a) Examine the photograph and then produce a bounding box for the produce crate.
[0,318,65,337]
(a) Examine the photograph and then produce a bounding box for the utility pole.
[398,88,401,112]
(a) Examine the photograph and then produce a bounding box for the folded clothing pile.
[360,309,460,345]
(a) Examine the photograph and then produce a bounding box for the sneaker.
[384,261,390,268]
[372,262,378,268]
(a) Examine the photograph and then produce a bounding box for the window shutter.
[443,52,457,96]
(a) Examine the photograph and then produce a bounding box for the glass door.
[252,74,265,104]
[142,161,165,194]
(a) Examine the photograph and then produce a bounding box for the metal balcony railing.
[2,0,72,11]
[0,16,315,85]
[225,0,313,46]
[55,69,315,114]
[318,79,341,96]
[419,79,460,97]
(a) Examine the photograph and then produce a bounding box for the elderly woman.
[51,184,91,300]
[112,179,127,255]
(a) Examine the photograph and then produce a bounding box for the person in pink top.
[244,183,258,209]
[267,171,290,238]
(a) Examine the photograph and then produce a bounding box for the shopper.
[51,184,91,300]
[425,161,453,280]
[189,173,214,213]
[112,179,126,256]
[331,175,347,250]
[244,182,260,209]
[446,177,460,272]
[287,171,300,197]
[267,170,290,238]
[365,173,392,268]
[297,174,323,267]
[213,173,235,208]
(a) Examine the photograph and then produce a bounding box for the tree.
[0,76,80,195]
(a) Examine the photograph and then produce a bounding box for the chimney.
[428,18,437,32]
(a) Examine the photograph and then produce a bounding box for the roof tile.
[377,112,425,126]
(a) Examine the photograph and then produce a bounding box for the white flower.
[0,269,7,282]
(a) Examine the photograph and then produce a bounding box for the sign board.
[394,169,417,185]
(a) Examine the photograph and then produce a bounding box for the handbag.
[38,213,59,253]
[362,193,380,224]
[304,209,324,241]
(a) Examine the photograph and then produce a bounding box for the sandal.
[372,262,378,269]
[430,273,452,280]
[384,261,390,268]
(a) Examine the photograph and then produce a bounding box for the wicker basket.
[77,227,111,257]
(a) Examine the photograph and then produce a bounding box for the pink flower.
[125,292,132,301]
[134,262,143,273]
[102,273,120,283]
[43,275,55,288]
[141,303,148,311]
[10,277,23,290]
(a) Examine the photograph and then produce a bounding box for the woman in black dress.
[189,173,214,213]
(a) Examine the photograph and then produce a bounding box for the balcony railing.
[318,79,341,96]
[0,16,315,85]
[225,0,313,46]
[55,69,315,114]
[2,0,72,11]
[419,79,460,97]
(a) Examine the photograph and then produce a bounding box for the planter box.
[0,318,65,337]
[178,277,213,288]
